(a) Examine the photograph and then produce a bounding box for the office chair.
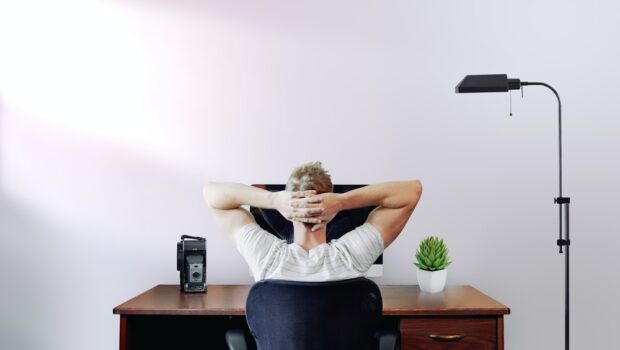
[225,278,399,350]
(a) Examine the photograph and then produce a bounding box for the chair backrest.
[245,278,382,350]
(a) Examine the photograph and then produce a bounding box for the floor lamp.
[455,74,571,350]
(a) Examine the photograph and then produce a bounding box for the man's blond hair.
[286,161,333,194]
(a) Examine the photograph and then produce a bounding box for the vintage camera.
[177,235,207,293]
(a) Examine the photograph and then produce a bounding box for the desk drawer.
[400,317,497,350]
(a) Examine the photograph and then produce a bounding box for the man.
[203,161,422,282]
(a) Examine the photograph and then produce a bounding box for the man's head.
[286,161,333,235]
[286,161,333,194]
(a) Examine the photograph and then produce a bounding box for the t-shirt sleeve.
[235,223,284,278]
[331,223,385,273]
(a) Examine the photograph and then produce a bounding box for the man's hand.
[273,190,324,223]
[290,192,343,231]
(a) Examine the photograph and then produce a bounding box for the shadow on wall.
[0,196,62,349]
[0,111,220,350]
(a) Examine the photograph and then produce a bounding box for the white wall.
[1,0,619,349]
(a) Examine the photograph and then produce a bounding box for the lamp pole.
[522,82,570,350]
[456,75,570,350]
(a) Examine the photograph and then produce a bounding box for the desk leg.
[120,315,127,350]
[497,316,504,350]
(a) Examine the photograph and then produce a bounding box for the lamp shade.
[456,74,521,93]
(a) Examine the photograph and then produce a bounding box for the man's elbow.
[407,179,422,196]
[413,179,422,194]
[407,180,423,206]
[202,182,218,207]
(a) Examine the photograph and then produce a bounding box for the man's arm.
[203,183,322,239]
[295,180,422,248]
[360,180,422,248]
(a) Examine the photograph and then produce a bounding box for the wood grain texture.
[400,317,497,350]
[113,285,509,350]
[380,285,510,316]
[113,285,510,316]
[119,315,126,350]
[113,285,249,316]
[498,316,504,350]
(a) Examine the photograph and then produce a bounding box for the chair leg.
[225,329,247,350]
[377,330,399,350]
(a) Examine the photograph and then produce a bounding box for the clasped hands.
[275,190,342,232]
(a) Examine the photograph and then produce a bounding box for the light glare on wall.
[0,0,161,145]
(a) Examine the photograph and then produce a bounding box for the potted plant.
[414,236,451,293]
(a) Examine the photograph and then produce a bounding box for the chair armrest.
[376,330,399,350]
[225,329,247,350]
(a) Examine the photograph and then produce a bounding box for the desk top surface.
[113,285,510,317]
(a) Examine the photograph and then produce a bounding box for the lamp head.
[456,74,521,93]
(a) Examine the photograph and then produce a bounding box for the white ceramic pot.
[417,268,447,293]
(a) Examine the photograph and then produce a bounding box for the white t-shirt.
[235,222,384,282]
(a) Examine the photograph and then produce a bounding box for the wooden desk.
[114,285,509,350]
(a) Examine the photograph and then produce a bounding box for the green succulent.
[414,236,451,271]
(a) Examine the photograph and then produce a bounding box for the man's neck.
[293,224,327,252]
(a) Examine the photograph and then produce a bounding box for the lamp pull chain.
[508,87,525,116]
[509,90,513,116]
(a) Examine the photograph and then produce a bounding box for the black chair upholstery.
[226,278,398,350]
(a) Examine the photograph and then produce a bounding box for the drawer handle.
[429,334,467,342]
